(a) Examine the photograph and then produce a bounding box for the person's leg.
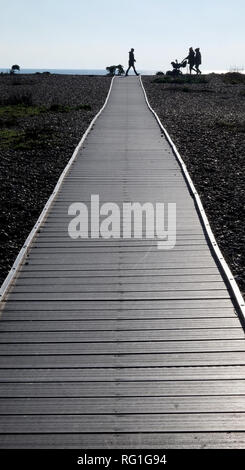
[133,64,139,75]
[190,64,195,74]
[125,65,131,76]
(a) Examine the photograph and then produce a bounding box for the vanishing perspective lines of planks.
[0,76,245,449]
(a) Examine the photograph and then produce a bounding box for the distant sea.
[0,68,155,75]
[0,66,236,75]
[0,68,236,75]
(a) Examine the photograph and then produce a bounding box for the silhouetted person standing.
[195,48,202,74]
[125,48,139,76]
[184,47,195,74]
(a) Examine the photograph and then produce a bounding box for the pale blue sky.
[0,0,244,71]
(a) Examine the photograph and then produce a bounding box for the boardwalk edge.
[0,76,115,305]
[139,75,245,325]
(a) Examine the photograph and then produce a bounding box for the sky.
[0,0,244,72]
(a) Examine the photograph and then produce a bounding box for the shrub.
[106,65,125,76]
[117,65,125,76]
[106,65,117,76]
[10,64,20,74]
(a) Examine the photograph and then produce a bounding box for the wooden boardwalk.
[0,76,245,448]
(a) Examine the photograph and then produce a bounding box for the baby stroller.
[166,59,187,76]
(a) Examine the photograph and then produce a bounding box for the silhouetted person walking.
[195,48,202,74]
[125,48,139,76]
[184,47,195,74]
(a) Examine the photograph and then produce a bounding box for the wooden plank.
[15,274,224,285]
[13,282,226,293]
[1,309,237,321]
[36,233,206,239]
[1,380,245,396]
[18,268,221,277]
[1,351,245,368]
[23,258,217,266]
[32,241,208,248]
[1,396,245,414]
[20,262,219,271]
[0,340,244,356]
[1,413,245,433]
[0,318,240,332]
[31,242,209,249]
[30,245,209,252]
[0,328,243,343]
[1,432,245,449]
[7,291,231,302]
[2,299,235,310]
[1,366,245,382]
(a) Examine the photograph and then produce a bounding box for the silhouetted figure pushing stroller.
[184,47,195,74]
[125,48,139,76]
